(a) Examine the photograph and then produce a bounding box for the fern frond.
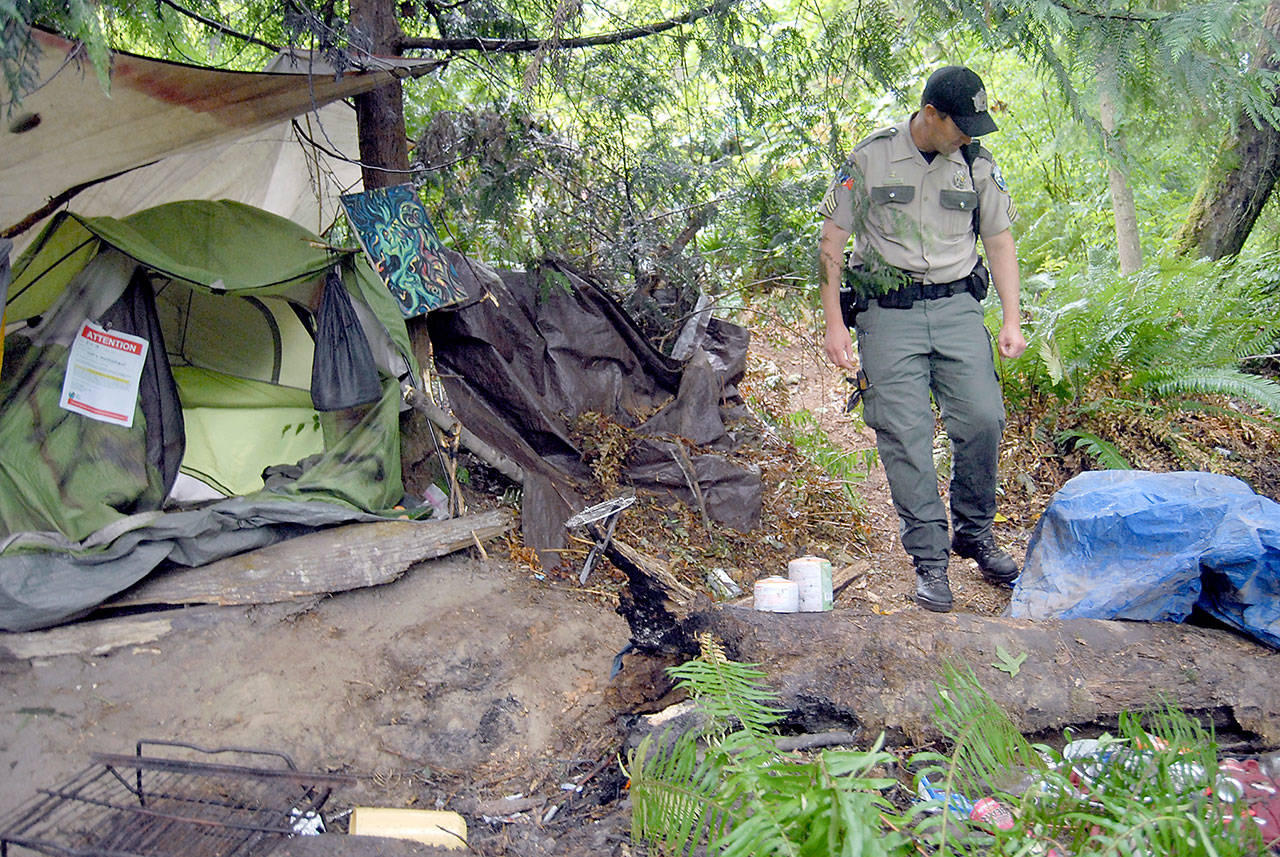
[1056,428,1133,469]
[665,633,785,742]
[927,662,1046,799]
[631,649,910,855]
[1151,368,1280,416]
[627,732,736,854]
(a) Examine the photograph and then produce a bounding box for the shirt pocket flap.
[870,185,914,205]
[940,189,979,211]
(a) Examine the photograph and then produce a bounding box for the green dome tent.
[0,200,421,631]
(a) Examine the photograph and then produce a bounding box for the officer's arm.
[980,228,1027,360]
[819,219,857,370]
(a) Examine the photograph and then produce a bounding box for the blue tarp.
[1010,470,1280,649]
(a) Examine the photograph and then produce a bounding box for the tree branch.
[157,0,284,52]
[1043,0,1164,24]
[396,0,733,53]
[2,166,145,239]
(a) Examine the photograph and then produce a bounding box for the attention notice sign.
[60,321,149,427]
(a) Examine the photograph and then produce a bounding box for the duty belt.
[875,276,973,309]
[839,261,989,327]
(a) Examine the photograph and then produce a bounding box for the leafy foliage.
[629,648,1265,856]
[768,408,875,509]
[3,0,109,105]
[626,634,910,856]
[926,662,1047,800]
[993,249,1280,469]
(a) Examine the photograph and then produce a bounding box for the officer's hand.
[824,325,858,371]
[997,323,1027,360]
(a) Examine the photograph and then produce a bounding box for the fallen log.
[0,606,225,660]
[106,510,513,609]
[661,606,1280,749]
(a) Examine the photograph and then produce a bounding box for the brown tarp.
[427,257,761,564]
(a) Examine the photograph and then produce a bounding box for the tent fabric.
[0,497,386,633]
[1011,470,1280,649]
[0,200,420,631]
[427,257,761,561]
[2,29,431,237]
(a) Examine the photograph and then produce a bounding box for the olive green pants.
[854,293,1005,564]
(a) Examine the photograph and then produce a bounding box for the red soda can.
[970,796,1015,831]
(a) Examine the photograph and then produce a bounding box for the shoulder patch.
[992,163,1008,192]
[835,156,859,190]
[854,126,898,151]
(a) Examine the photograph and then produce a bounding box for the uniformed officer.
[817,65,1028,613]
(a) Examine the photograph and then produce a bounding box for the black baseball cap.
[922,65,998,138]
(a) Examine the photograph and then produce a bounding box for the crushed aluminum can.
[969,796,1014,830]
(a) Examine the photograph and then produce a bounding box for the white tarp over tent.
[50,105,361,241]
[2,29,438,245]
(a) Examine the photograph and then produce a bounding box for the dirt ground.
[0,323,1034,856]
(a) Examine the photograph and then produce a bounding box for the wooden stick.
[402,385,524,484]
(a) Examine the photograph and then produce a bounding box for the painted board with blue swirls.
[340,185,467,317]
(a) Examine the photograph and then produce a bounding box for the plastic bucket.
[753,575,799,612]
[787,556,833,612]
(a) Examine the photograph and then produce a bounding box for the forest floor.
[0,313,1275,856]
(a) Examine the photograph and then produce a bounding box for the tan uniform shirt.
[818,118,1017,285]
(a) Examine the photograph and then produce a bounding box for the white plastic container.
[348,807,468,850]
[753,575,800,612]
[787,556,833,612]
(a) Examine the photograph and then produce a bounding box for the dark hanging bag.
[311,268,383,411]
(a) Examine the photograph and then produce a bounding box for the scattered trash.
[915,735,1280,853]
[706,567,742,598]
[290,808,326,835]
[915,774,974,815]
[348,807,468,850]
[969,796,1014,830]
[1217,758,1280,846]
[423,484,451,519]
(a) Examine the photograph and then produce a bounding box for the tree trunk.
[1099,63,1143,274]
[1175,0,1280,260]
[351,0,410,189]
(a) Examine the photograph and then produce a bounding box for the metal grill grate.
[0,741,355,857]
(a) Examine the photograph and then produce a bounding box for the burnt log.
[604,537,702,653]
[616,596,1280,750]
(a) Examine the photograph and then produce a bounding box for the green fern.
[919,662,1047,807]
[1055,428,1133,469]
[665,634,786,742]
[1151,368,1280,415]
[627,638,909,856]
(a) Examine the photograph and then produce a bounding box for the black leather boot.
[952,533,1019,586]
[914,560,953,612]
